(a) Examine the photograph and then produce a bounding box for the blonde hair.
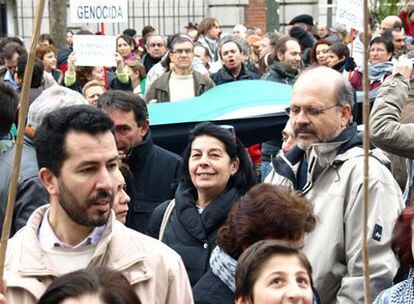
[125,60,146,78]
[82,80,105,97]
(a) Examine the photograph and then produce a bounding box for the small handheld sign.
[336,0,364,32]
[73,35,117,67]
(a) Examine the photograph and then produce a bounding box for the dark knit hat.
[289,26,314,48]
[289,14,314,26]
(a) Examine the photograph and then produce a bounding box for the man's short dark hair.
[145,34,165,46]
[97,90,148,125]
[169,36,193,52]
[142,25,155,40]
[0,37,24,64]
[34,105,114,176]
[2,42,27,61]
[193,42,210,58]
[381,28,402,44]
[39,33,54,46]
[273,37,298,61]
[218,38,243,59]
[16,55,44,88]
[0,83,18,135]
[264,32,282,50]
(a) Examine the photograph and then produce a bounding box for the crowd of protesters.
[1,1,414,303]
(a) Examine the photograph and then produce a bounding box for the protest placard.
[73,35,116,67]
[70,0,128,23]
[336,0,364,32]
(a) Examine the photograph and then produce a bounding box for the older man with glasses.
[265,66,404,304]
[141,34,167,73]
[146,36,214,103]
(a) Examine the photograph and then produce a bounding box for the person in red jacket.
[399,1,414,37]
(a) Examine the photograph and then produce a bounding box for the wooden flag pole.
[0,0,46,286]
[362,0,372,302]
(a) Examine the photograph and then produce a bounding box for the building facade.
[2,0,339,44]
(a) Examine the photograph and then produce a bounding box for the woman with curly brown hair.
[192,183,317,304]
[308,39,332,66]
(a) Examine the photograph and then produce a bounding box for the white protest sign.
[336,0,364,32]
[73,35,116,67]
[70,0,128,23]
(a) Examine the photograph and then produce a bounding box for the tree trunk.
[49,0,67,49]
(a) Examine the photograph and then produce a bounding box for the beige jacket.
[265,125,404,304]
[4,205,193,304]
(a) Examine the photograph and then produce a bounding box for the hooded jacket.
[4,205,193,304]
[265,123,404,303]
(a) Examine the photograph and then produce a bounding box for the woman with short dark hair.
[147,122,256,286]
[349,37,394,91]
[325,42,349,72]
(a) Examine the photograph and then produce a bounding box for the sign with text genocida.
[70,0,128,23]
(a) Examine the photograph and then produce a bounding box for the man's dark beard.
[57,179,113,227]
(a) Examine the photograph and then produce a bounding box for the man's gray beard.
[297,141,310,151]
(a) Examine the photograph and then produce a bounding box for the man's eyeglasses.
[171,48,193,54]
[285,104,340,118]
[148,43,164,48]
[370,48,386,53]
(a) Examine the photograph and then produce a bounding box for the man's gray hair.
[145,34,166,46]
[27,85,88,129]
[297,66,355,108]
[335,77,355,108]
